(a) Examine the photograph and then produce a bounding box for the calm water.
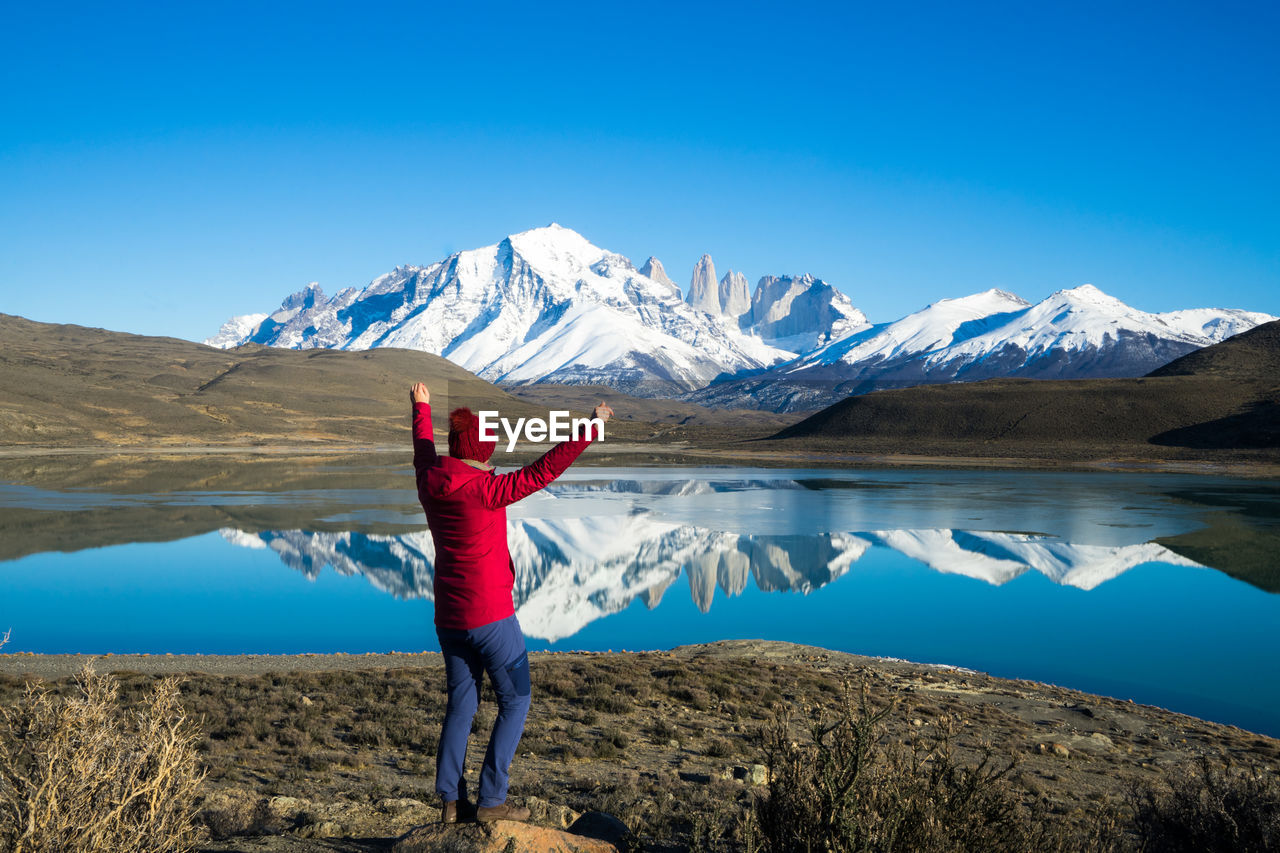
[1,464,1277,736]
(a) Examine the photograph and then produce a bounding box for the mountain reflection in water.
[221,515,1202,642]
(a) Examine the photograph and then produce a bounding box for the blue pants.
[435,614,531,808]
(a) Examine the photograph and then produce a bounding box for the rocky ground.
[2,640,1277,851]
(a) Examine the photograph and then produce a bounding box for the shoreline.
[1,442,1278,478]
[1,641,1274,740]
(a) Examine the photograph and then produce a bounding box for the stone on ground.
[393,815,622,853]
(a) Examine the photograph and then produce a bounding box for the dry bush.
[0,663,206,853]
[1123,754,1280,852]
[750,680,1077,853]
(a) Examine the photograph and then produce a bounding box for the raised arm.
[410,382,437,476]
[482,402,612,509]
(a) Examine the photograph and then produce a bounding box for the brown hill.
[0,314,786,450]
[770,320,1280,456]
[1147,318,1280,380]
[0,314,568,447]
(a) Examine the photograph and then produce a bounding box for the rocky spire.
[745,273,868,349]
[719,270,751,317]
[639,256,680,295]
[686,254,719,313]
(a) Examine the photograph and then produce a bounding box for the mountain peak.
[984,288,1030,305]
[505,222,587,242]
[921,289,1030,314]
[686,254,720,314]
[746,273,868,351]
[639,256,678,293]
[719,270,751,316]
[502,223,607,272]
[1052,283,1123,306]
[280,282,325,311]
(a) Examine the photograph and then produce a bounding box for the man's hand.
[410,382,430,405]
[592,401,613,423]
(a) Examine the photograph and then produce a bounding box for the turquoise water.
[1,466,1277,736]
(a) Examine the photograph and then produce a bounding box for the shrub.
[590,740,621,760]
[704,737,734,758]
[0,663,206,853]
[590,728,629,760]
[750,680,1067,853]
[347,719,385,747]
[649,718,679,742]
[670,686,711,711]
[1124,754,1280,852]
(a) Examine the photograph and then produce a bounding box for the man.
[409,382,612,823]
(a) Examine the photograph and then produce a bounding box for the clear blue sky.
[2,1,1277,342]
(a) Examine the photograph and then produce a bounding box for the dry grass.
[0,662,205,853]
[1124,754,1280,852]
[749,681,1089,852]
[3,647,1279,851]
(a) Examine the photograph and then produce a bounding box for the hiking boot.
[441,798,477,823]
[475,801,531,822]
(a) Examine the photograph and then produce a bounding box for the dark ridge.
[1147,319,1280,379]
[772,320,1280,453]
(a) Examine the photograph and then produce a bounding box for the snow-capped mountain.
[677,255,868,351]
[206,224,1273,408]
[1156,308,1274,341]
[686,284,1277,411]
[220,518,1201,642]
[207,224,795,395]
[204,312,268,349]
[742,274,869,351]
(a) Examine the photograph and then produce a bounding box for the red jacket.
[412,402,593,629]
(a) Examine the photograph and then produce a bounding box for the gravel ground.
[3,640,1277,852]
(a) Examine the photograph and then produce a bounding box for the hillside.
[0,314,568,447]
[1147,318,1280,379]
[0,315,783,449]
[769,320,1280,456]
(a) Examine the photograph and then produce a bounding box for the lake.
[1,461,1277,736]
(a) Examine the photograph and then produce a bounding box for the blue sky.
[2,1,1277,342]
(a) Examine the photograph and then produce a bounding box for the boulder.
[393,818,621,853]
[568,811,630,847]
[266,796,310,821]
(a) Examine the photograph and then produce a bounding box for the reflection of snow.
[866,530,1200,590]
[219,529,269,550]
[219,521,1203,642]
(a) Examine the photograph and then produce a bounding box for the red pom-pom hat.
[447,407,497,463]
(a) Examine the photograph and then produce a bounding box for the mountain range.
[774,317,1280,454]
[207,224,1276,411]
